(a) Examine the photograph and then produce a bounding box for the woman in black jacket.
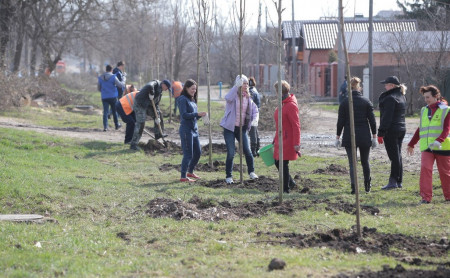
[377,76,407,190]
[336,77,377,194]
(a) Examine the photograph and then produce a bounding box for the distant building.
[281,19,417,97]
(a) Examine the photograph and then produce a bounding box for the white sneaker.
[225,177,234,184]
[249,172,258,179]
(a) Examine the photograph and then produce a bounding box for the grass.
[0,91,449,277]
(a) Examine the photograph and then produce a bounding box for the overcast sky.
[226,0,403,30]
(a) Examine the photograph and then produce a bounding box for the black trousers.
[345,146,371,185]
[384,130,405,183]
[275,160,291,192]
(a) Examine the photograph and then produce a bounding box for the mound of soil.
[334,264,450,278]
[257,226,449,258]
[313,164,348,175]
[144,196,295,221]
[141,139,182,154]
[198,176,279,192]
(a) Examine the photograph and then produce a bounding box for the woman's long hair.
[350,76,361,91]
[180,79,197,102]
[392,84,407,95]
[420,85,447,104]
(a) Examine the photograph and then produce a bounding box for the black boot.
[364,177,372,193]
[289,177,296,190]
[351,183,355,194]
[382,178,398,190]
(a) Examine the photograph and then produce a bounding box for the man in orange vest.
[172,81,183,115]
[115,85,138,144]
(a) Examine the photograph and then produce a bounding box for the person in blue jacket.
[97,64,125,131]
[177,79,207,182]
[113,61,126,99]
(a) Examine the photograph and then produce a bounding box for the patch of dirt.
[143,196,294,221]
[116,232,130,242]
[257,226,449,258]
[325,200,380,215]
[313,163,348,175]
[141,139,182,154]
[334,264,450,278]
[158,160,241,172]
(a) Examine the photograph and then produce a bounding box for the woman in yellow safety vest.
[407,85,450,204]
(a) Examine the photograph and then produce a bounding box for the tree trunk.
[0,0,12,68]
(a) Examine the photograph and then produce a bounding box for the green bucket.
[258,144,275,166]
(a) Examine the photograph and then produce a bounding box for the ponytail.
[399,84,407,95]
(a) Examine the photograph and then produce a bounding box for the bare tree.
[197,0,217,167]
[0,0,13,68]
[377,31,450,114]
[28,0,96,75]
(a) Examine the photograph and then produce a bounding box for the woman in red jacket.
[273,80,301,193]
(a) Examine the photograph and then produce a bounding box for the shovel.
[150,99,168,148]
[142,127,167,148]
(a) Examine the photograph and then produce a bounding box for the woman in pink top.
[220,75,259,184]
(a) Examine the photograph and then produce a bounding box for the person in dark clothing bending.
[336,76,377,194]
[129,79,171,150]
[377,76,407,190]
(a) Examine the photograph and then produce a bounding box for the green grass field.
[0,93,448,277]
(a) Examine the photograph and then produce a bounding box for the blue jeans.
[223,126,254,178]
[180,127,201,178]
[115,101,136,143]
[102,97,119,129]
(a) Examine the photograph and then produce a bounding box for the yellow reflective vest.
[419,104,450,151]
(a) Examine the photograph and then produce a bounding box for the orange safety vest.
[172,81,183,98]
[119,92,138,115]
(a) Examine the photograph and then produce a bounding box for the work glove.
[377,136,384,144]
[122,76,126,84]
[234,75,244,88]
[149,93,154,100]
[155,117,161,125]
[334,139,341,148]
[371,138,378,150]
[202,113,210,125]
[428,140,441,150]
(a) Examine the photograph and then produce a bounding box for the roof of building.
[301,20,417,49]
[282,20,328,40]
[344,31,450,53]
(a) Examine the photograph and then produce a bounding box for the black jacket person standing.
[377,76,407,189]
[336,77,377,193]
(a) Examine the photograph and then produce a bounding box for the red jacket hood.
[283,94,298,105]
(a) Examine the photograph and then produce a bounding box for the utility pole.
[291,0,296,87]
[368,0,374,102]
